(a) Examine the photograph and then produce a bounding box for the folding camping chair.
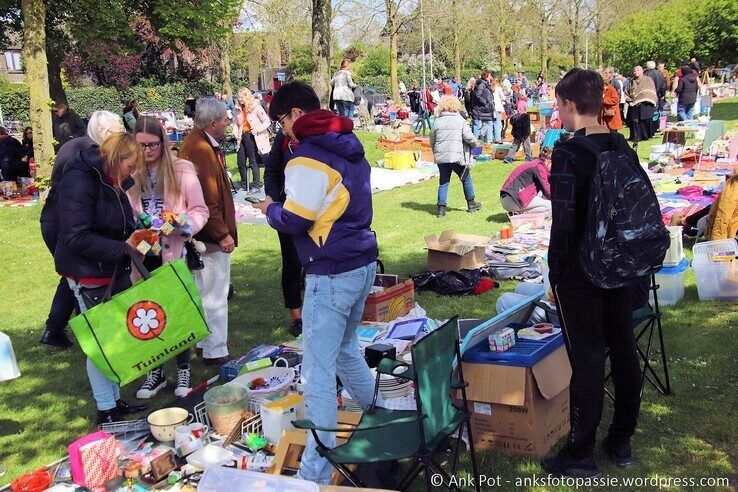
[292,317,481,491]
[605,273,672,400]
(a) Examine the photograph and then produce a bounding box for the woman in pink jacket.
[128,116,209,399]
[499,148,552,214]
[234,88,272,192]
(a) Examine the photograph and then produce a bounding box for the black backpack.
[568,133,669,289]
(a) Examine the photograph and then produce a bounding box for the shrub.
[0,81,218,125]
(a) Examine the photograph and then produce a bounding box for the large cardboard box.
[362,277,415,322]
[425,230,489,272]
[461,345,571,458]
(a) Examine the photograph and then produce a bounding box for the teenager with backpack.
[542,69,668,478]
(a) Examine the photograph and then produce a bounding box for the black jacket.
[263,130,293,202]
[0,135,24,181]
[511,113,532,140]
[52,110,86,151]
[644,69,666,99]
[471,79,495,121]
[54,145,134,280]
[676,71,699,106]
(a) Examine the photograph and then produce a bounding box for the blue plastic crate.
[461,324,564,367]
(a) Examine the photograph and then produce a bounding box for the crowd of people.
[1,52,735,485]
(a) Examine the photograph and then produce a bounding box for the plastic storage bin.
[509,212,547,230]
[198,467,319,492]
[652,258,689,305]
[691,239,738,301]
[462,325,563,367]
[663,226,684,266]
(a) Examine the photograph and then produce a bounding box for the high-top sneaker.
[467,199,483,213]
[174,364,192,397]
[136,367,166,399]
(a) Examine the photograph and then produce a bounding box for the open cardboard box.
[425,230,490,272]
[460,345,571,458]
[362,275,415,322]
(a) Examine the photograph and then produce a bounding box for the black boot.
[290,318,303,337]
[96,407,124,425]
[39,328,73,349]
[437,205,447,218]
[467,199,482,213]
[115,399,148,416]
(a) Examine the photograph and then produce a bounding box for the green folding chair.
[292,317,481,491]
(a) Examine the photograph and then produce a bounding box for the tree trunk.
[21,0,54,181]
[572,0,581,67]
[311,0,332,107]
[219,36,233,98]
[47,47,67,105]
[453,6,461,81]
[390,31,399,102]
[540,16,548,77]
[499,39,507,71]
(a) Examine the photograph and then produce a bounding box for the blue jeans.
[68,278,128,411]
[335,100,355,118]
[472,119,493,143]
[677,102,694,121]
[437,163,475,206]
[492,114,503,142]
[299,262,384,484]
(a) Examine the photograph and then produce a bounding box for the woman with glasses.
[128,116,209,399]
[20,126,33,166]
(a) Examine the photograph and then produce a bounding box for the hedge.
[0,81,218,126]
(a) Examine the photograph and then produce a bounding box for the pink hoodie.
[127,158,209,263]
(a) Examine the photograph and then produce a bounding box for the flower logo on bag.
[126,301,166,340]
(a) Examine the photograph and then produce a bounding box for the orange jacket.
[707,176,738,241]
[599,84,622,131]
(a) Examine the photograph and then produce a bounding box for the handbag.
[69,245,210,386]
[603,108,616,117]
[184,239,205,271]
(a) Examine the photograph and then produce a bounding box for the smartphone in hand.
[244,195,264,204]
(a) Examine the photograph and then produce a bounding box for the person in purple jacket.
[252,81,383,485]
[499,148,552,214]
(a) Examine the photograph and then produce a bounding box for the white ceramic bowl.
[147,407,193,442]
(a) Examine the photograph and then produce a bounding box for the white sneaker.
[136,367,166,399]
[174,364,191,397]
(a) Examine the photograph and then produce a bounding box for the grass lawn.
[0,99,736,490]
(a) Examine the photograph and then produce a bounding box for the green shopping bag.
[70,252,210,386]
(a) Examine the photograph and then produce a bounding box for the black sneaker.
[39,328,73,349]
[96,407,124,425]
[602,437,636,468]
[437,205,447,218]
[290,318,303,337]
[115,399,148,415]
[541,450,602,478]
[136,367,166,399]
[467,200,482,213]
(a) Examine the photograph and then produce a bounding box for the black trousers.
[237,133,262,186]
[553,272,641,458]
[277,231,304,310]
[41,220,77,333]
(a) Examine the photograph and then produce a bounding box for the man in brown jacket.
[178,97,237,365]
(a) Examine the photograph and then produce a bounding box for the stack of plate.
[340,389,363,412]
[373,367,414,399]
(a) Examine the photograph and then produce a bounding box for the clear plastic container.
[198,467,319,491]
[692,261,738,301]
[651,258,688,305]
[691,239,738,301]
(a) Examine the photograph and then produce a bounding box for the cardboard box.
[425,230,490,272]
[362,277,415,322]
[461,345,571,458]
